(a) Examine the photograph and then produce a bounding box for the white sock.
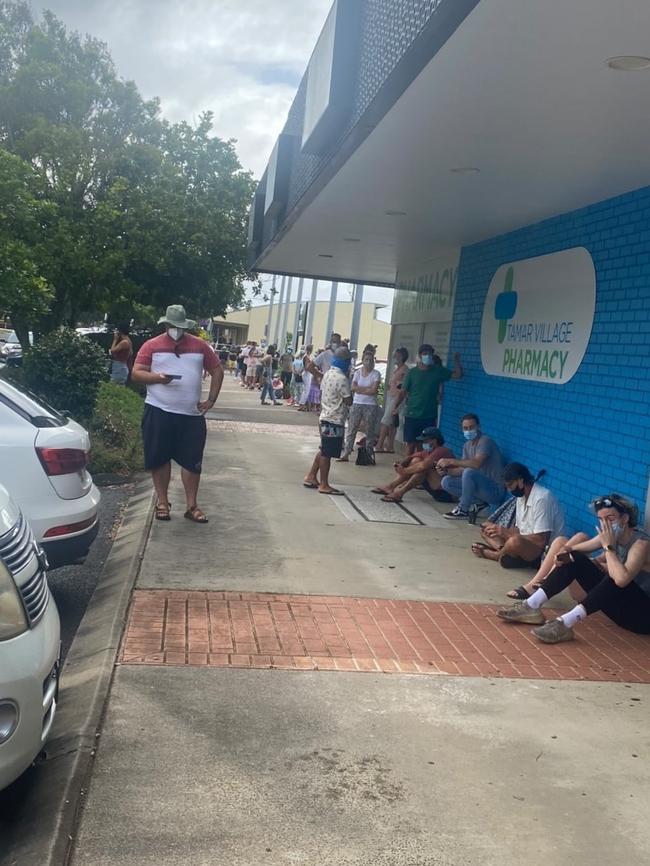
[526,588,548,609]
[559,604,587,629]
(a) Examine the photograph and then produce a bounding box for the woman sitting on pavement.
[371,427,454,503]
[497,493,650,644]
[471,463,565,569]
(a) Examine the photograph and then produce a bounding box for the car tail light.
[43,516,96,538]
[36,447,89,476]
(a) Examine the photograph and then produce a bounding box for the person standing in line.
[392,343,463,455]
[279,347,294,399]
[109,322,133,385]
[303,346,353,495]
[245,342,259,389]
[298,344,314,411]
[238,342,251,386]
[131,304,224,524]
[376,346,409,453]
[312,332,341,375]
[338,351,381,462]
[289,352,304,405]
[259,344,275,405]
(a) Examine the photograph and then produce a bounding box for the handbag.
[355,444,376,466]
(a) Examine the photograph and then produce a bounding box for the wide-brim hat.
[158,304,196,330]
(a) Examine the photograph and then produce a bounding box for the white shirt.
[516,483,565,540]
[314,348,334,373]
[352,368,380,405]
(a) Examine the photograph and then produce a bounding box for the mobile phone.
[165,374,182,380]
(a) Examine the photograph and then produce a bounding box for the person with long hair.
[497,493,650,643]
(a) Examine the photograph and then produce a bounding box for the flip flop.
[471,542,491,558]
[371,488,387,495]
[319,488,345,496]
[303,481,318,489]
[381,495,402,503]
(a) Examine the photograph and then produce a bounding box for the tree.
[0,147,54,346]
[0,1,255,331]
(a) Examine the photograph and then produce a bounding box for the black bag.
[355,444,375,466]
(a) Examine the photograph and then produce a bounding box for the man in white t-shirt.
[338,351,381,461]
[472,462,565,568]
[312,332,342,375]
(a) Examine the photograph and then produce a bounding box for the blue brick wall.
[441,186,650,535]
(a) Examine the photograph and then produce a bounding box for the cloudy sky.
[40,1,393,314]
[42,0,332,178]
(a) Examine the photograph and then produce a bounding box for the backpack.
[355,444,376,466]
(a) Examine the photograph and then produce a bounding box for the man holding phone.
[132,304,223,523]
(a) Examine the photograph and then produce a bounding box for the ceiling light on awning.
[606,55,650,71]
[318,253,334,258]
[450,166,481,174]
[384,210,407,216]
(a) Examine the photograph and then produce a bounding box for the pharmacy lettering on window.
[480,248,596,384]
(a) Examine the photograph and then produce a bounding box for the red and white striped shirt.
[135,333,220,416]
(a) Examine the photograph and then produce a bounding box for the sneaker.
[532,619,575,644]
[496,600,546,625]
[443,506,470,520]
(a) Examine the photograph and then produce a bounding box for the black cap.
[415,426,444,443]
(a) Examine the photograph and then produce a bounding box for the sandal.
[155,502,171,521]
[471,542,491,558]
[507,585,531,600]
[371,488,388,495]
[303,481,318,489]
[318,488,345,496]
[381,495,402,503]
[184,505,209,523]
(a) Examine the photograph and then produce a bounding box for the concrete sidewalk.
[69,379,650,866]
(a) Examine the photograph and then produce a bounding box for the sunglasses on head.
[593,495,627,512]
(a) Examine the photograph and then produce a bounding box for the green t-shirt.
[402,365,452,419]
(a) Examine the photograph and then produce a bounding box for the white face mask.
[167,327,184,342]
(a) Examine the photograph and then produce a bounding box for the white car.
[0,483,60,792]
[0,378,100,569]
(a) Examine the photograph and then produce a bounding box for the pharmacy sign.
[480,247,596,384]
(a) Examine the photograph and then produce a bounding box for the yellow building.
[212,300,391,358]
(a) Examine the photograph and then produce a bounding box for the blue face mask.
[420,354,433,366]
[463,428,478,441]
[331,357,350,374]
[422,442,434,452]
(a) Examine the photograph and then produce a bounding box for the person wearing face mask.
[338,351,382,462]
[392,343,463,455]
[132,304,224,524]
[437,413,506,520]
[312,332,342,376]
[303,346,353,495]
[371,427,454,503]
[496,494,650,643]
[470,463,565,568]
[376,346,409,454]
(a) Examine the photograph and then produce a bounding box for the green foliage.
[0,2,255,332]
[21,326,107,420]
[89,381,144,475]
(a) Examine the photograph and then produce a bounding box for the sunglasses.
[592,495,627,512]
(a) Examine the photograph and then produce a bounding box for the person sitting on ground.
[497,493,650,643]
[471,463,565,568]
[376,346,409,454]
[392,344,463,455]
[371,427,454,503]
[303,346,353,495]
[271,374,284,405]
[437,413,506,520]
[505,529,591,600]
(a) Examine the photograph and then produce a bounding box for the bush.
[89,382,144,475]
[22,328,108,421]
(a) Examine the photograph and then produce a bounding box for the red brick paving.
[120,590,650,683]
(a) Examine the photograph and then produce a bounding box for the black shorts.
[319,421,344,459]
[403,416,437,444]
[142,404,207,473]
[281,371,292,386]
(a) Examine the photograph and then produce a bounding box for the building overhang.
[254,0,650,286]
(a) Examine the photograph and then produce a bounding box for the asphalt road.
[49,480,135,661]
